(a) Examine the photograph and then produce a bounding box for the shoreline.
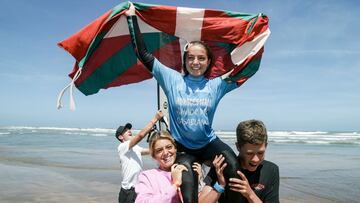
[1,131,359,203]
[0,157,348,203]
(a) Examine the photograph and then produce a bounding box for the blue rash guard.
[126,15,239,149]
[152,59,238,149]
[127,15,244,203]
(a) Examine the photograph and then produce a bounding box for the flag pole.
[157,82,161,129]
[157,83,169,131]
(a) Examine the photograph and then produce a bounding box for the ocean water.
[1,126,360,202]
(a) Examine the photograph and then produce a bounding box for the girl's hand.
[125,2,136,16]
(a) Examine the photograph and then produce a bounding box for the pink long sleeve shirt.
[135,168,181,203]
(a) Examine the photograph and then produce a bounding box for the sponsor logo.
[251,183,265,191]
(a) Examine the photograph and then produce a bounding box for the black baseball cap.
[115,123,132,141]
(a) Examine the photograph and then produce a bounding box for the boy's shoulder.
[262,160,278,169]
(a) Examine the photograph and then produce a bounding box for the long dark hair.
[182,41,214,76]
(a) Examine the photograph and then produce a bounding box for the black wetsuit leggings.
[175,137,242,203]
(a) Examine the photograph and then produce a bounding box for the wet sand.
[0,153,351,203]
[1,131,359,203]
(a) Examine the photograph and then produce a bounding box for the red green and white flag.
[57,2,270,109]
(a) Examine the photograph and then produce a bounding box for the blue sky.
[0,0,359,131]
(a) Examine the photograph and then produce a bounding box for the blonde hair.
[148,130,176,158]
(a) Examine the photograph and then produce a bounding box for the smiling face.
[237,142,266,172]
[152,139,177,171]
[184,43,211,77]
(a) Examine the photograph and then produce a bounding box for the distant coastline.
[1,126,359,145]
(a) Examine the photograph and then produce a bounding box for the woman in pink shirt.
[135,131,188,203]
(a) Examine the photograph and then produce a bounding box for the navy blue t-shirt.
[204,160,280,203]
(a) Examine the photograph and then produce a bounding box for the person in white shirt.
[116,111,164,203]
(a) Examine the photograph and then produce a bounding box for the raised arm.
[125,2,155,71]
[128,110,163,150]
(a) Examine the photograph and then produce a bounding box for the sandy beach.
[0,154,353,203]
[0,127,359,202]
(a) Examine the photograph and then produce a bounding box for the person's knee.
[177,153,198,181]
[176,153,197,168]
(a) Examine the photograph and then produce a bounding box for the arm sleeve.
[118,141,130,156]
[264,165,280,203]
[220,78,239,95]
[135,172,179,203]
[213,77,239,102]
[127,15,154,71]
